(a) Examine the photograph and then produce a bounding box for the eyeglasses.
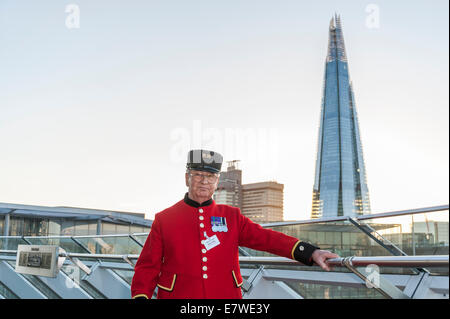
[189,172,219,183]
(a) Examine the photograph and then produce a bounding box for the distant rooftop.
[0,202,152,227]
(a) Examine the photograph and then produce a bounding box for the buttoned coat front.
[131,198,301,299]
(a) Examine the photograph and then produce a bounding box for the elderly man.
[131,149,339,299]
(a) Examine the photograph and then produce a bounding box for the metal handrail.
[357,205,449,221]
[0,233,150,239]
[0,250,447,268]
[238,255,449,268]
[261,204,449,228]
[328,255,449,267]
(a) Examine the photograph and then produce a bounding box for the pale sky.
[0,0,448,221]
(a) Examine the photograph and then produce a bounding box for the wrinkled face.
[185,169,220,201]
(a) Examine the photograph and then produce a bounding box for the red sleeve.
[237,208,299,259]
[131,214,163,299]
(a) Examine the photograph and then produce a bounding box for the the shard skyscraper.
[311,15,371,219]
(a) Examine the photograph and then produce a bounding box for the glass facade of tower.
[311,16,371,219]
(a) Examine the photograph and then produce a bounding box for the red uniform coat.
[131,197,302,299]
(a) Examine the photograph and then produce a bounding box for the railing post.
[3,212,11,250]
[411,215,416,256]
[341,257,410,299]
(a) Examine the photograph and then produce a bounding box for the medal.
[211,216,227,232]
[222,218,228,232]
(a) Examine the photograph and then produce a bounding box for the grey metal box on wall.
[15,245,59,278]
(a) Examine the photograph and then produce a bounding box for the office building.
[242,182,284,223]
[214,160,242,208]
[214,161,284,223]
[0,202,152,238]
[311,15,371,218]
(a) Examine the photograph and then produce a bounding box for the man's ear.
[185,173,189,187]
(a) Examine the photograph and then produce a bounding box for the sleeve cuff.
[292,241,320,266]
[132,294,149,299]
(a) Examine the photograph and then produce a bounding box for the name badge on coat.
[203,231,220,250]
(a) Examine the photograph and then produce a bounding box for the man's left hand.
[311,250,340,271]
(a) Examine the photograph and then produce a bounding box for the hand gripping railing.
[237,255,449,267]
